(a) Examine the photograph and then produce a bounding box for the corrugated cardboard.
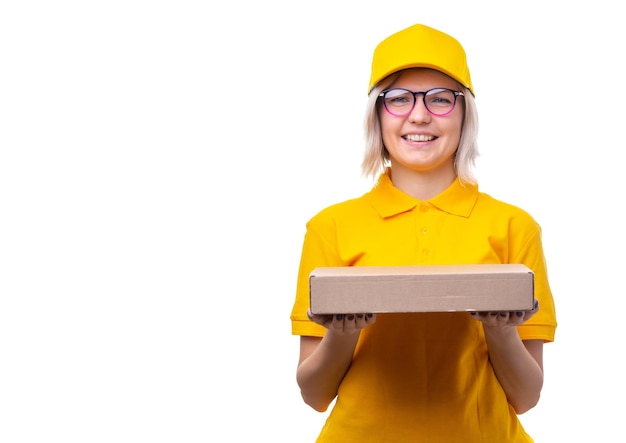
[309,264,534,314]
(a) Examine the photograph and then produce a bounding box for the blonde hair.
[361,72,479,186]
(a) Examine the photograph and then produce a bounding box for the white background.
[1,1,624,441]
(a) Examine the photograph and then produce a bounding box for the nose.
[407,96,431,123]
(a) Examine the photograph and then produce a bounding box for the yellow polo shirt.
[290,171,557,442]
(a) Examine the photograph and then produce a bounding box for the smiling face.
[379,68,464,195]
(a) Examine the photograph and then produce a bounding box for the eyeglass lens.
[382,88,459,116]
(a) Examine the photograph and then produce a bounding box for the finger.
[361,313,376,326]
[509,310,526,326]
[482,311,508,326]
[331,314,346,331]
[306,310,335,328]
[480,311,502,326]
[345,314,357,330]
[366,313,376,325]
[354,313,365,328]
[469,311,488,321]
[496,311,510,325]
[519,299,540,322]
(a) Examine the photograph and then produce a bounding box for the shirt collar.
[369,169,478,218]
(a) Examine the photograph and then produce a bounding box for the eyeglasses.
[379,88,464,117]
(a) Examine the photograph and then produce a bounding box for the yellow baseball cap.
[368,24,474,96]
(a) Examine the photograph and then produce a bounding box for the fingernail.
[367,313,373,318]
[534,300,539,309]
[516,311,523,317]
[347,315,355,321]
[335,314,343,320]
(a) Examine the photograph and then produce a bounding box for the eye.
[426,90,454,107]
[389,96,411,104]
[430,96,452,105]
[384,89,413,106]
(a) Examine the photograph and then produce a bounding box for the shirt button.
[422,249,430,256]
[421,228,429,235]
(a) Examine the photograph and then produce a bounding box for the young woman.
[290,23,557,442]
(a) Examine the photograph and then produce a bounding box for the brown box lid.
[309,264,534,314]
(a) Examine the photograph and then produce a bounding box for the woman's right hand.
[307,309,376,334]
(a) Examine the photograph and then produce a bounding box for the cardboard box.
[309,264,534,314]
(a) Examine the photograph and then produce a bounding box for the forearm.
[296,331,360,412]
[484,327,544,414]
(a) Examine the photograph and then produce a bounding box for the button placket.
[417,204,433,259]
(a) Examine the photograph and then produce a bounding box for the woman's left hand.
[469,299,539,327]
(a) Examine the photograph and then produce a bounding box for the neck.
[388,164,456,200]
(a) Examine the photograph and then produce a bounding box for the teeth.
[404,134,435,142]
